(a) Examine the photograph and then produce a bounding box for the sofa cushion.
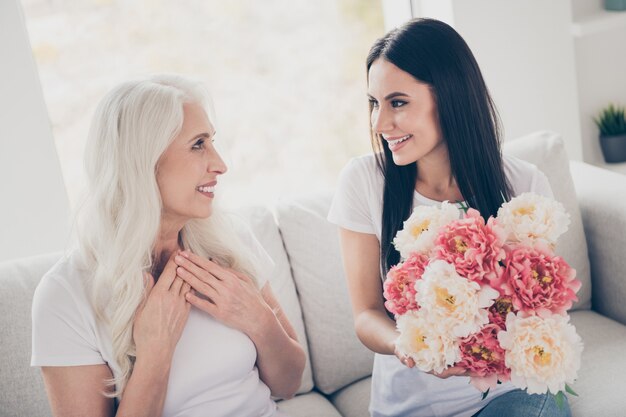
[569,310,626,417]
[276,391,342,417]
[234,207,314,393]
[569,161,626,325]
[0,253,58,417]
[330,376,371,417]
[503,131,591,310]
[276,193,375,395]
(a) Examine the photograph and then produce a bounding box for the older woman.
[31,74,305,417]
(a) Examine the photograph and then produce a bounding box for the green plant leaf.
[595,103,626,136]
[565,384,579,397]
[554,391,566,410]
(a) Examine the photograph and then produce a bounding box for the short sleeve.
[31,275,104,367]
[327,158,376,234]
[504,155,555,200]
[233,220,275,289]
[530,169,555,199]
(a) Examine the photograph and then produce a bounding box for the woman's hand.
[133,252,191,362]
[394,344,416,369]
[173,251,268,336]
[175,250,306,399]
[428,366,468,379]
[394,345,469,378]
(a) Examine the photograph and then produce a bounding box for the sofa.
[1,131,626,417]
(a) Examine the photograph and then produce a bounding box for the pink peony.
[383,253,429,316]
[432,208,506,285]
[457,323,510,392]
[497,244,581,317]
[488,296,516,330]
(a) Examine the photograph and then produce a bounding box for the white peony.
[395,311,461,374]
[393,201,460,259]
[498,312,583,395]
[497,192,570,246]
[415,260,499,338]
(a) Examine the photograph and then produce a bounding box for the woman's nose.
[371,107,393,134]
[208,149,228,175]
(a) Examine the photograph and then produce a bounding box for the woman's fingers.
[185,290,218,315]
[429,366,467,378]
[174,254,217,283]
[154,253,180,291]
[171,276,184,294]
[178,251,214,272]
[231,268,254,284]
[179,251,233,281]
[180,282,191,297]
[399,354,415,368]
[176,265,218,300]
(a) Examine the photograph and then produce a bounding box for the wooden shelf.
[571,10,626,37]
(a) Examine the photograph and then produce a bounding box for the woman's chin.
[391,153,418,166]
[188,206,213,220]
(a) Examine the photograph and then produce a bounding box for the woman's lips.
[387,134,412,151]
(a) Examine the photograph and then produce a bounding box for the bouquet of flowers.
[384,193,583,406]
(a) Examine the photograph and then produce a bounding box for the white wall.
[412,0,583,160]
[575,26,626,165]
[571,0,626,166]
[0,0,70,261]
[381,0,413,30]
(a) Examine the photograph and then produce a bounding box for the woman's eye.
[191,138,205,150]
[391,100,407,108]
[369,99,379,109]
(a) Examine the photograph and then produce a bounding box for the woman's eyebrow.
[187,132,214,143]
[367,92,409,100]
[384,92,409,100]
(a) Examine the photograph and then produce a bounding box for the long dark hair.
[366,18,513,278]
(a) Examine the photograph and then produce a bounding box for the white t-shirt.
[31,219,285,417]
[327,153,554,417]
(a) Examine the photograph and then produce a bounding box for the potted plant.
[594,103,626,163]
[604,0,626,11]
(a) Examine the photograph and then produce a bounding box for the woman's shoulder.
[502,154,552,197]
[34,252,91,310]
[345,153,380,174]
[337,153,384,191]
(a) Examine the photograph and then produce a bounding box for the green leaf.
[565,384,579,397]
[595,103,626,136]
[554,391,566,410]
[481,388,490,401]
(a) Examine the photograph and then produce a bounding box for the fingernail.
[181,251,190,258]
[175,255,183,263]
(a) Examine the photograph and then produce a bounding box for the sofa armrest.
[570,161,626,325]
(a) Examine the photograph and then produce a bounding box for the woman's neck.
[415,151,463,202]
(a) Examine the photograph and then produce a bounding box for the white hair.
[74,74,258,397]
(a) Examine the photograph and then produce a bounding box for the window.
[22,0,384,208]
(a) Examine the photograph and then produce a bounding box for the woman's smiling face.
[368,58,445,166]
[156,102,227,224]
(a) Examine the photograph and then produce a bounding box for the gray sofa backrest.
[0,253,59,417]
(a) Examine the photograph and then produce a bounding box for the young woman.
[31,74,305,417]
[328,18,571,417]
